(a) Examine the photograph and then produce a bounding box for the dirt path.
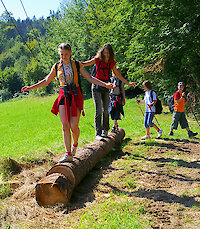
[129,138,200,228]
[1,137,200,228]
[70,137,200,228]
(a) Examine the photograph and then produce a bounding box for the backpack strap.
[55,62,60,85]
[71,60,79,87]
[55,61,59,75]
[150,90,154,102]
[93,61,111,81]
[174,91,181,102]
[75,60,82,92]
[119,79,122,93]
[92,62,101,77]
[100,62,111,78]
[75,60,80,75]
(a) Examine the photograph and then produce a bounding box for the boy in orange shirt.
[169,82,198,138]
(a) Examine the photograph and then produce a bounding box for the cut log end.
[47,164,76,187]
[35,173,73,206]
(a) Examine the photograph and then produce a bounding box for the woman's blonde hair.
[58,43,72,68]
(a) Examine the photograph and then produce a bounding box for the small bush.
[0,157,22,179]
[0,184,12,199]
[0,89,12,102]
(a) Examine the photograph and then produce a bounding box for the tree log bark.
[35,128,125,206]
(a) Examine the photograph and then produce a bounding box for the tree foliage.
[0,0,199,104]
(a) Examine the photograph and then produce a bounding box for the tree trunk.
[35,128,125,206]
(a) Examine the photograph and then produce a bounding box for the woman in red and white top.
[21,43,115,163]
[82,43,137,139]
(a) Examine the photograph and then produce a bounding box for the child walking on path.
[108,67,125,132]
[168,82,198,138]
[136,80,162,140]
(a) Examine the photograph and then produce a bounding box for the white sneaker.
[141,135,151,140]
[96,135,102,140]
[71,146,77,156]
[102,130,108,137]
[59,153,72,163]
[157,129,163,138]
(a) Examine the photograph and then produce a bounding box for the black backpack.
[168,95,174,113]
[91,62,111,92]
[91,62,111,79]
[168,92,180,113]
[110,76,122,95]
[150,91,163,114]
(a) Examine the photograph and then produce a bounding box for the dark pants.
[171,110,189,130]
[92,84,110,135]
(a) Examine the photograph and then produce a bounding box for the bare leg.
[114,120,118,127]
[146,127,150,135]
[59,105,71,152]
[70,109,81,146]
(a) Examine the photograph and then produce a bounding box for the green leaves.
[1,0,199,101]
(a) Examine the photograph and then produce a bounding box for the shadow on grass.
[128,151,200,169]
[64,138,131,212]
[134,189,200,208]
[134,138,200,146]
[163,138,200,144]
[148,157,200,169]
[134,141,177,149]
[134,139,199,154]
[138,169,200,183]
[100,183,200,209]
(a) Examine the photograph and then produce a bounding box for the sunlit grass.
[73,198,151,229]
[0,95,199,160]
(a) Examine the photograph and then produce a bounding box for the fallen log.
[35,128,125,206]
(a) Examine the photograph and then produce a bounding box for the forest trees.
[0,12,47,101]
[0,0,200,102]
[41,0,200,99]
[83,0,200,98]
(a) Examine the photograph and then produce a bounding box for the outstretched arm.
[81,58,96,67]
[80,67,115,89]
[21,69,56,93]
[112,65,137,87]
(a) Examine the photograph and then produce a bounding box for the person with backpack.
[109,67,125,132]
[136,80,163,140]
[82,43,137,140]
[168,82,198,138]
[21,43,115,163]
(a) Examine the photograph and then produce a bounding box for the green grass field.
[0,95,198,160]
[0,95,200,229]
